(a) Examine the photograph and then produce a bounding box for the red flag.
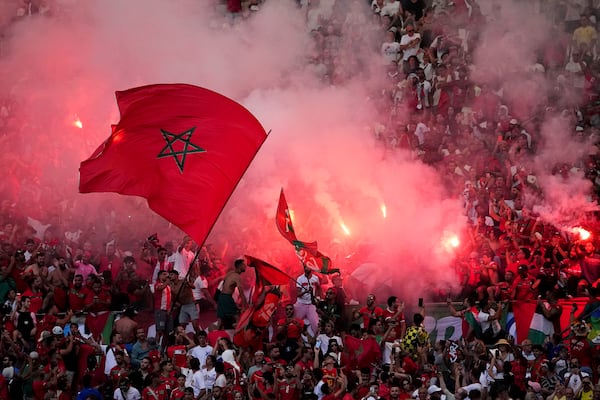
[245,255,294,304]
[275,189,339,274]
[233,287,282,352]
[79,84,267,247]
[343,335,381,370]
[276,189,298,243]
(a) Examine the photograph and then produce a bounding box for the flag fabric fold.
[234,255,293,351]
[245,255,294,304]
[275,189,339,274]
[79,83,267,248]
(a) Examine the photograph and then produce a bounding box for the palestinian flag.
[511,301,554,345]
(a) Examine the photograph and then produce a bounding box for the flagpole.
[169,129,270,314]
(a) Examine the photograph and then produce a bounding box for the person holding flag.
[170,236,195,281]
[217,258,249,329]
[295,264,322,336]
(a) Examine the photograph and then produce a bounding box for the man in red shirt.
[382,296,406,338]
[141,373,169,400]
[277,365,301,400]
[359,294,384,329]
[67,274,88,314]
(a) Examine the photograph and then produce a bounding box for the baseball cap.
[29,351,39,359]
[52,326,63,336]
[38,331,52,342]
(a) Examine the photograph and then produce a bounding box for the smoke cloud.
[0,0,595,303]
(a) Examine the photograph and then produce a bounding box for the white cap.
[52,326,63,335]
[428,385,443,395]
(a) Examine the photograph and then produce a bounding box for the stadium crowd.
[2,0,600,399]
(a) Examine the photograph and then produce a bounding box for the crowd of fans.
[2,0,600,399]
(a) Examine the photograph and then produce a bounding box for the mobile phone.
[418,298,424,307]
[315,339,321,349]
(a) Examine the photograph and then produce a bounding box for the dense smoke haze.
[0,0,595,302]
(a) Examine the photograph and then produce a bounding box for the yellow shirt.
[573,26,598,46]
[580,388,593,400]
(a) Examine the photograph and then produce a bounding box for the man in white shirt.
[188,331,213,368]
[399,23,422,68]
[113,377,141,400]
[295,265,321,336]
[192,264,217,313]
[477,300,503,345]
[170,236,195,279]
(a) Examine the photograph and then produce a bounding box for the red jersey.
[109,365,129,389]
[570,336,594,368]
[170,387,186,399]
[382,308,405,327]
[158,372,177,391]
[166,344,189,369]
[359,305,384,329]
[276,318,304,339]
[84,290,111,313]
[141,384,169,400]
[22,289,43,314]
[207,330,229,347]
[278,379,301,400]
[68,285,89,313]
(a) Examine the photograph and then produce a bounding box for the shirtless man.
[216,258,248,329]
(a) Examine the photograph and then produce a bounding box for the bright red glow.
[441,231,460,252]
[573,227,591,240]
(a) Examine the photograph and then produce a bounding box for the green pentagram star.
[157,127,206,173]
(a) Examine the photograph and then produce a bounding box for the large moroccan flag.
[79,84,267,247]
[343,335,381,370]
[275,189,339,274]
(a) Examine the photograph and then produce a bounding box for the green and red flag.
[79,83,267,248]
[276,189,339,274]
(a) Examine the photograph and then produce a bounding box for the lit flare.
[340,221,351,236]
[573,227,591,241]
[73,116,83,129]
